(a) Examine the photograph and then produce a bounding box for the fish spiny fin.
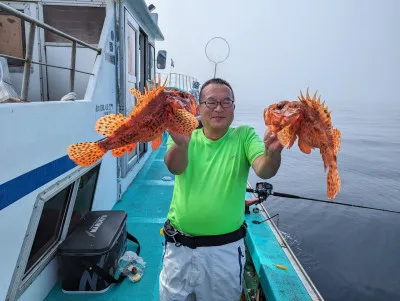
[95,113,127,137]
[298,139,312,154]
[111,143,136,157]
[298,88,332,124]
[152,136,163,150]
[67,142,106,167]
[129,75,168,118]
[130,89,145,105]
[327,166,340,199]
[333,128,341,155]
[277,125,296,148]
[167,109,199,135]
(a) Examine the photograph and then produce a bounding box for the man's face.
[198,83,235,131]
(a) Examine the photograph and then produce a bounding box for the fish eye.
[277,103,284,110]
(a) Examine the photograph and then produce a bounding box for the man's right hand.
[169,132,191,148]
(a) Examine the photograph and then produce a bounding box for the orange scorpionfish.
[67,77,199,167]
[264,89,342,199]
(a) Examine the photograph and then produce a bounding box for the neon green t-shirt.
[166,125,265,236]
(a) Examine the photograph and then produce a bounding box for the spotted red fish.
[264,89,341,199]
[67,77,199,167]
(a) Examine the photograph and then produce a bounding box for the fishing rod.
[245,182,400,215]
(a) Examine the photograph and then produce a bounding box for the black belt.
[163,220,247,249]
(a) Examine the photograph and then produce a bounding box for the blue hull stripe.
[0,155,76,211]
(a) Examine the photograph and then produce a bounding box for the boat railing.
[155,72,200,93]
[0,2,101,101]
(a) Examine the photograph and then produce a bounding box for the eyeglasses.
[200,100,234,109]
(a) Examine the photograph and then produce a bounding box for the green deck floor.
[46,134,318,301]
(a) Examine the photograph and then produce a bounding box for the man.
[159,78,283,301]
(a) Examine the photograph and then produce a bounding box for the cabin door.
[122,9,139,176]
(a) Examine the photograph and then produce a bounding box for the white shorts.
[159,238,245,301]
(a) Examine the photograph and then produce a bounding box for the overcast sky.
[146,0,400,109]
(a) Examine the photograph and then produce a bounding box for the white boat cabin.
[0,1,199,300]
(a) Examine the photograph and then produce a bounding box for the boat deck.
[46,134,319,301]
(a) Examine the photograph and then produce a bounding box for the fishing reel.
[244,182,273,214]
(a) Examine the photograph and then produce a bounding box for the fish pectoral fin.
[95,113,127,137]
[298,139,312,154]
[152,136,163,150]
[277,125,295,148]
[167,109,199,135]
[333,128,341,155]
[327,166,340,199]
[67,142,106,166]
[111,143,136,157]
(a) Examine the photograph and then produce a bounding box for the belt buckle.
[164,222,183,247]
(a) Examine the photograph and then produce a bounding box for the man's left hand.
[264,128,284,154]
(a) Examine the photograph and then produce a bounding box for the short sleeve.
[243,126,265,164]
[166,134,175,151]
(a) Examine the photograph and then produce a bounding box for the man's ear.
[196,104,200,115]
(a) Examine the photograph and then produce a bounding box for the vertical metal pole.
[70,41,77,92]
[214,63,217,78]
[21,23,36,101]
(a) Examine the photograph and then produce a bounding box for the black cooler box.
[58,210,140,293]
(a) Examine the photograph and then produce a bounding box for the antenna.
[205,37,230,78]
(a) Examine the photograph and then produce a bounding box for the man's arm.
[164,144,189,175]
[252,149,282,179]
[249,128,284,179]
[164,133,191,175]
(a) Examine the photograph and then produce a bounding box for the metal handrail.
[157,72,199,92]
[0,54,94,76]
[0,2,102,101]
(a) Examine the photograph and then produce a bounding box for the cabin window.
[43,6,105,44]
[0,12,26,66]
[127,23,137,76]
[148,44,155,81]
[24,183,74,275]
[67,163,100,235]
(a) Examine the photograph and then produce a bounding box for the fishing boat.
[0,1,323,300]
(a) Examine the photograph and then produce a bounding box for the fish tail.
[67,142,106,166]
[327,165,340,199]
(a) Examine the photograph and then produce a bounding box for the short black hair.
[199,78,235,100]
